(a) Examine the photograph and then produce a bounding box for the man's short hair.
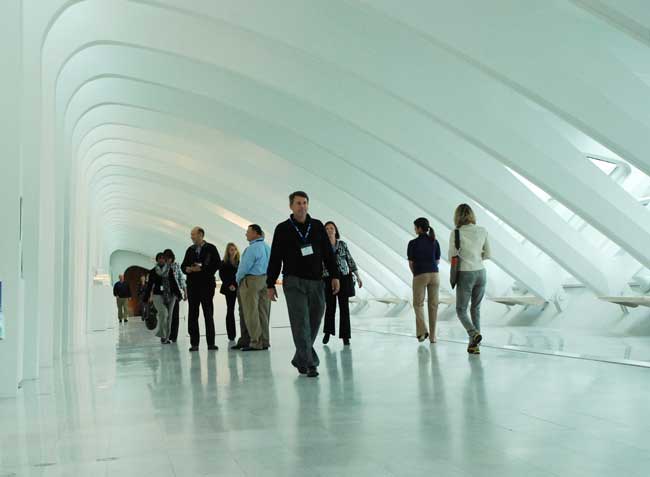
[289,191,309,205]
[249,224,264,237]
[196,227,205,236]
[163,249,175,261]
[155,252,165,261]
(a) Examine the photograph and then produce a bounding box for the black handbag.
[145,304,158,330]
[450,229,461,289]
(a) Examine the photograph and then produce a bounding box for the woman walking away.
[408,217,441,343]
[147,252,182,344]
[219,243,244,343]
[322,221,363,346]
[449,204,491,354]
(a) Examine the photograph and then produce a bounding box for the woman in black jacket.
[322,221,362,346]
[146,252,182,344]
[219,243,243,342]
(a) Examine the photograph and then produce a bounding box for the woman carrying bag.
[147,252,182,344]
[449,204,491,354]
[322,221,362,346]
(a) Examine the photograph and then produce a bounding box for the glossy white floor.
[1,309,650,477]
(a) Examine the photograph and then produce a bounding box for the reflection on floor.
[1,315,649,476]
[354,310,650,366]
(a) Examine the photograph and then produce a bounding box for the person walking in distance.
[449,204,491,354]
[408,217,441,343]
[164,249,187,343]
[181,227,221,352]
[266,191,340,378]
[236,225,272,352]
[113,274,131,323]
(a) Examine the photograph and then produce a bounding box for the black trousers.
[169,299,180,341]
[187,284,216,347]
[224,292,237,341]
[323,278,351,339]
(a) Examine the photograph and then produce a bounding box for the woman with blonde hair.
[449,204,491,354]
[219,242,244,343]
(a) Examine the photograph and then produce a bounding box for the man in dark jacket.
[267,191,340,377]
[181,227,221,352]
[113,274,131,323]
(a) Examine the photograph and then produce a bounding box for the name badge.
[301,245,314,256]
[159,285,164,292]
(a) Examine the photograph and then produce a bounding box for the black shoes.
[291,359,308,375]
[307,367,319,378]
[322,333,330,344]
[241,346,263,352]
[207,345,219,351]
[124,319,128,323]
[343,338,350,346]
[188,346,199,352]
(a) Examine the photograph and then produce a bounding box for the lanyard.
[290,217,311,243]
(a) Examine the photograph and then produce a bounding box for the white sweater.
[448,224,491,271]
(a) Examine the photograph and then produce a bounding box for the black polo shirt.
[407,235,441,276]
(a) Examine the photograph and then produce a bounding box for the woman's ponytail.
[414,217,436,241]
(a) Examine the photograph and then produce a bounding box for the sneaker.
[471,333,483,347]
[307,367,319,378]
[322,333,330,344]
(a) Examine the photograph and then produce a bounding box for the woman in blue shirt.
[407,217,441,343]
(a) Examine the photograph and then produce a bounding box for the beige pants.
[239,275,271,349]
[412,272,440,339]
[116,298,129,321]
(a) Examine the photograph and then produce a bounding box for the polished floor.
[1,311,650,477]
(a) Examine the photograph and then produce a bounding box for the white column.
[0,0,24,397]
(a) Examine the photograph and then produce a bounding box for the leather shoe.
[230,343,243,350]
[207,345,219,351]
[322,333,330,344]
[188,346,199,352]
[241,346,262,352]
[307,367,319,378]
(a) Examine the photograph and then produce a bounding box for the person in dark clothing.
[219,242,245,343]
[266,191,340,378]
[322,221,363,347]
[137,274,148,320]
[164,249,187,343]
[113,274,131,323]
[181,227,221,352]
[146,253,182,344]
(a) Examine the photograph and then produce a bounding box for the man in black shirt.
[181,227,221,352]
[267,191,340,377]
[113,274,131,323]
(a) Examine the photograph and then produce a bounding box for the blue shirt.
[236,238,271,283]
[407,235,441,276]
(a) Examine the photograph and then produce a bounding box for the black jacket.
[113,281,131,298]
[266,214,340,288]
[181,241,221,288]
[145,266,182,298]
[219,261,238,295]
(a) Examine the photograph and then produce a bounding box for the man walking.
[267,191,340,377]
[236,224,272,352]
[181,227,221,352]
[113,274,131,323]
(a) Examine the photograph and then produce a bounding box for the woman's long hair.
[454,203,476,228]
[414,217,435,241]
[223,242,241,267]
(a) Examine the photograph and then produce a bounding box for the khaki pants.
[412,272,440,339]
[116,298,129,321]
[239,275,271,349]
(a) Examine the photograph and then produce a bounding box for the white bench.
[490,296,548,311]
[599,296,650,314]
